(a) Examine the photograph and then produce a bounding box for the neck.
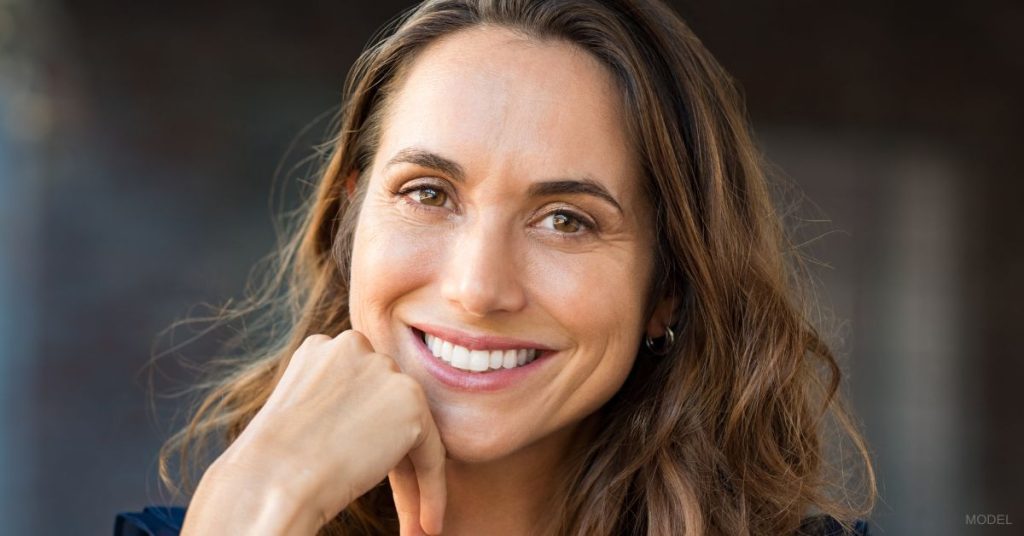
[441,416,599,536]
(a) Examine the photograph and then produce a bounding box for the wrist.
[183,456,325,535]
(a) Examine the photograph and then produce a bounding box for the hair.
[154,1,876,534]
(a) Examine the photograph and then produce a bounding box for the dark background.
[1,1,1021,534]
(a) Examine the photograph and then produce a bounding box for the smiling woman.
[347,28,669,484]
[127,1,876,535]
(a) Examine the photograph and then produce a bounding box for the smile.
[423,332,537,372]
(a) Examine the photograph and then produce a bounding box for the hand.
[182,330,446,535]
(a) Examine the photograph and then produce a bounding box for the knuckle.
[393,374,426,404]
[335,329,372,351]
[361,351,398,373]
[300,334,331,349]
[407,419,425,447]
[290,335,328,365]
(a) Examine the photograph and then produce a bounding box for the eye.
[398,183,452,209]
[539,210,593,235]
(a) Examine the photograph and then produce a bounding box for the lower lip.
[409,326,555,392]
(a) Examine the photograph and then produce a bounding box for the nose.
[439,214,527,317]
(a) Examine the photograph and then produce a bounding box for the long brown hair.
[155,1,876,534]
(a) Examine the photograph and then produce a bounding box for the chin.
[435,419,528,464]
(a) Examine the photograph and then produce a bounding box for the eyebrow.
[386,147,466,183]
[527,180,623,215]
[384,147,624,214]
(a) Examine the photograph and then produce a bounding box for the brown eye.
[412,187,447,207]
[549,212,584,233]
[551,213,579,233]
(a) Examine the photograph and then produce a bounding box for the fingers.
[388,457,426,536]
[329,328,446,534]
[388,386,447,536]
[408,408,447,535]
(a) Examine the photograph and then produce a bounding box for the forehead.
[374,26,641,203]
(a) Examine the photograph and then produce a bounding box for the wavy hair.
[155,1,876,534]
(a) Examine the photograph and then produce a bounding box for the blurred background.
[2,0,1021,534]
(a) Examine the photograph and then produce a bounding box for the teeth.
[502,349,517,369]
[423,332,539,373]
[469,350,489,372]
[489,351,503,370]
[452,345,470,369]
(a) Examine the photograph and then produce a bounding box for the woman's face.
[349,27,660,463]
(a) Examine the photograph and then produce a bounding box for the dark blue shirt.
[113,505,870,535]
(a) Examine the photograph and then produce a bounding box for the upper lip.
[410,322,555,352]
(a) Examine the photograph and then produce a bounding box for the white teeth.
[502,349,517,369]
[423,332,540,373]
[451,345,470,369]
[468,350,489,372]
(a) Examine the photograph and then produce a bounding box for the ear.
[343,169,359,199]
[645,295,677,339]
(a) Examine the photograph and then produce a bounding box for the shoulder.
[796,514,871,536]
[113,506,186,536]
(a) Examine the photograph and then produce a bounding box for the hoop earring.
[644,325,675,356]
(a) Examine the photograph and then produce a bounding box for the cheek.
[528,248,649,398]
[348,206,439,333]
[529,247,649,340]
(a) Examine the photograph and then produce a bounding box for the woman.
[120,0,876,534]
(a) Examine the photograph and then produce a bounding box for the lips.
[410,322,555,352]
[422,331,538,372]
[407,324,557,392]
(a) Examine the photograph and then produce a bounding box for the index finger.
[408,407,446,535]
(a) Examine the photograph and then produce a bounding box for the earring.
[644,325,675,356]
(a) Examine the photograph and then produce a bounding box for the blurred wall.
[1,0,42,534]
[2,1,1021,534]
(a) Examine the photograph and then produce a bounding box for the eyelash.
[395,183,597,238]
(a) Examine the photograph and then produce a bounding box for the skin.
[349,27,672,534]
[182,26,673,536]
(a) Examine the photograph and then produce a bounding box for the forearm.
[180,458,325,536]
